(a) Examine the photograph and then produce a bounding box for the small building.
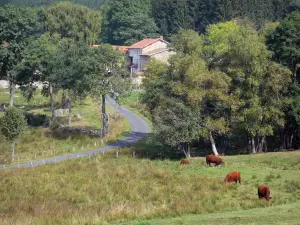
[127,36,172,74]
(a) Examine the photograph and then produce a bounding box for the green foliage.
[153,98,201,147]
[206,20,291,151]
[43,1,101,45]
[0,5,40,80]
[0,0,107,9]
[0,107,27,142]
[267,12,300,81]
[90,44,131,101]
[101,0,159,45]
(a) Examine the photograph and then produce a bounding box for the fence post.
[115,151,119,159]
[132,151,135,157]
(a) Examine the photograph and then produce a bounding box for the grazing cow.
[223,171,241,184]
[180,159,190,165]
[206,154,224,167]
[258,184,272,201]
[219,153,225,156]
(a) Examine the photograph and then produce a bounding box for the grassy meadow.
[0,89,130,165]
[1,151,300,225]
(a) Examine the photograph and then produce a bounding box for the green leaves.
[44,2,101,45]
[267,12,300,82]
[101,0,158,45]
[0,107,27,142]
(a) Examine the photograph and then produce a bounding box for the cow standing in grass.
[258,184,272,201]
[206,154,224,167]
[180,159,190,165]
[223,171,241,184]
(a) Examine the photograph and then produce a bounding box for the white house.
[127,36,173,74]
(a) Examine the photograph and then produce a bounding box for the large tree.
[267,12,300,82]
[43,1,101,46]
[18,33,59,120]
[101,0,158,45]
[0,5,40,106]
[91,44,130,137]
[267,12,300,150]
[206,20,292,153]
[143,29,232,156]
[49,39,94,126]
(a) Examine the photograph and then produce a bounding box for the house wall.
[128,49,142,71]
[140,56,150,70]
[151,50,175,64]
[142,40,168,54]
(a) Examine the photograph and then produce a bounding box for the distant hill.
[0,0,107,8]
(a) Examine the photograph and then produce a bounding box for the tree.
[0,107,27,161]
[267,12,300,83]
[153,98,201,158]
[0,5,40,106]
[43,1,101,45]
[143,30,232,155]
[50,39,94,126]
[267,12,300,150]
[18,33,59,120]
[91,44,130,137]
[206,20,292,153]
[101,0,158,45]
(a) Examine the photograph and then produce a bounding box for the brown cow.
[223,171,241,184]
[258,184,272,201]
[180,159,190,165]
[206,154,224,167]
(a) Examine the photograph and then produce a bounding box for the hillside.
[1,150,300,224]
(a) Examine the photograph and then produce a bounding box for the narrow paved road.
[1,97,151,170]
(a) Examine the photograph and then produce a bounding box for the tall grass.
[1,151,300,224]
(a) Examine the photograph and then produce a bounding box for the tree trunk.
[293,63,298,83]
[50,85,55,120]
[68,98,72,127]
[251,136,256,154]
[62,89,67,108]
[263,136,267,152]
[102,95,108,137]
[209,131,219,156]
[9,80,15,107]
[11,142,15,161]
[257,136,263,153]
[279,128,286,151]
[181,142,191,158]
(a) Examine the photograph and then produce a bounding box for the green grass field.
[1,151,300,225]
[0,89,130,165]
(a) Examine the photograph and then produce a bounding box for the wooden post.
[132,151,135,157]
[115,151,119,159]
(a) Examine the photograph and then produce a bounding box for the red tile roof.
[128,36,168,49]
[90,45,129,53]
[112,45,128,53]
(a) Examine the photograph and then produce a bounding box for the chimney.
[160,36,163,40]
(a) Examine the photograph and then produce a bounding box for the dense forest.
[0,0,107,8]
[2,0,300,43]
